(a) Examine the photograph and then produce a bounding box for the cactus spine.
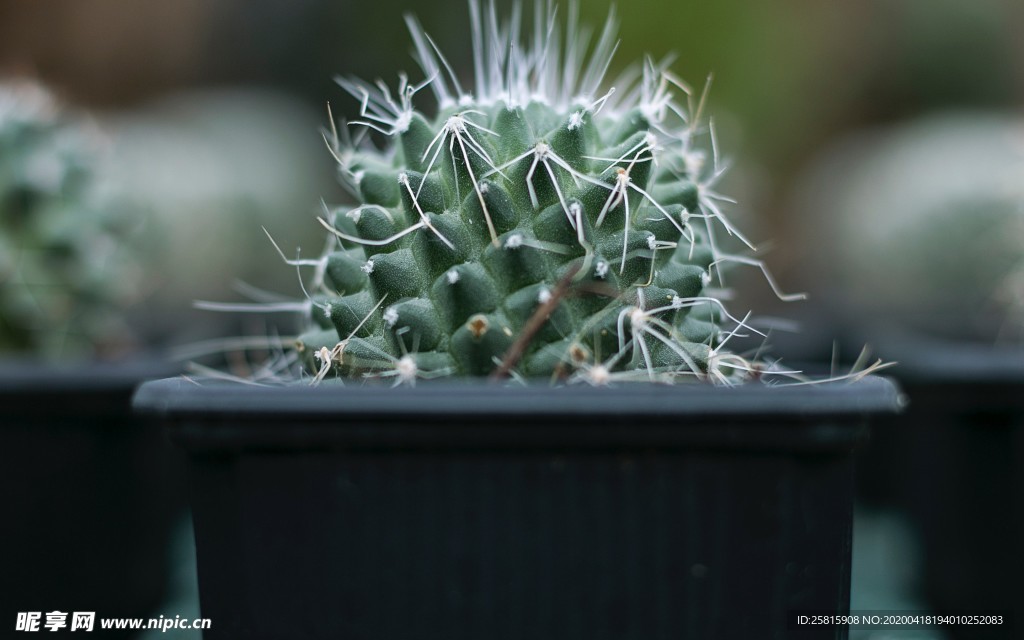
[284,1,802,385]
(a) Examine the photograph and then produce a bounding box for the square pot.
[0,360,187,632]
[866,337,1024,640]
[135,376,901,640]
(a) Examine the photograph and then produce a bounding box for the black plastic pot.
[0,360,187,633]
[864,336,1024,639]
[135,376,900,640]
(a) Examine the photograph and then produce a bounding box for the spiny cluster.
[278,1,802,385]
[0,82,136,358]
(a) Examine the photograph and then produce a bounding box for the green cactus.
[0,82,136,358]
[799,112,1024,342]
[273,1,803,385]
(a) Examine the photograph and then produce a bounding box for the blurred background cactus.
[791,113,1024,344]
[0,82,337,359]
[97,89,337,348]
[0,81,140,358]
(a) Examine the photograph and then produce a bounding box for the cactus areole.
[287,1,804,386]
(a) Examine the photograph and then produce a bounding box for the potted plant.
[792,113,1024,633]
[134,3,901,638]
[0,81,183,625]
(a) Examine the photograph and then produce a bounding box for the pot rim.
[0,358,178,419]
[134,375,902,419]
[133,376,901,453]
[0,357,178,393]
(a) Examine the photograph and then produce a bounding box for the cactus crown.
[0,82,136,358]
[268,1,804,385]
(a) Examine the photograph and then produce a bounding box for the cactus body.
[285,2,795,385]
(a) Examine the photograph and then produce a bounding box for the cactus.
[265,1,804,385]
[797,113,1024,342]
[0,82,136,358]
